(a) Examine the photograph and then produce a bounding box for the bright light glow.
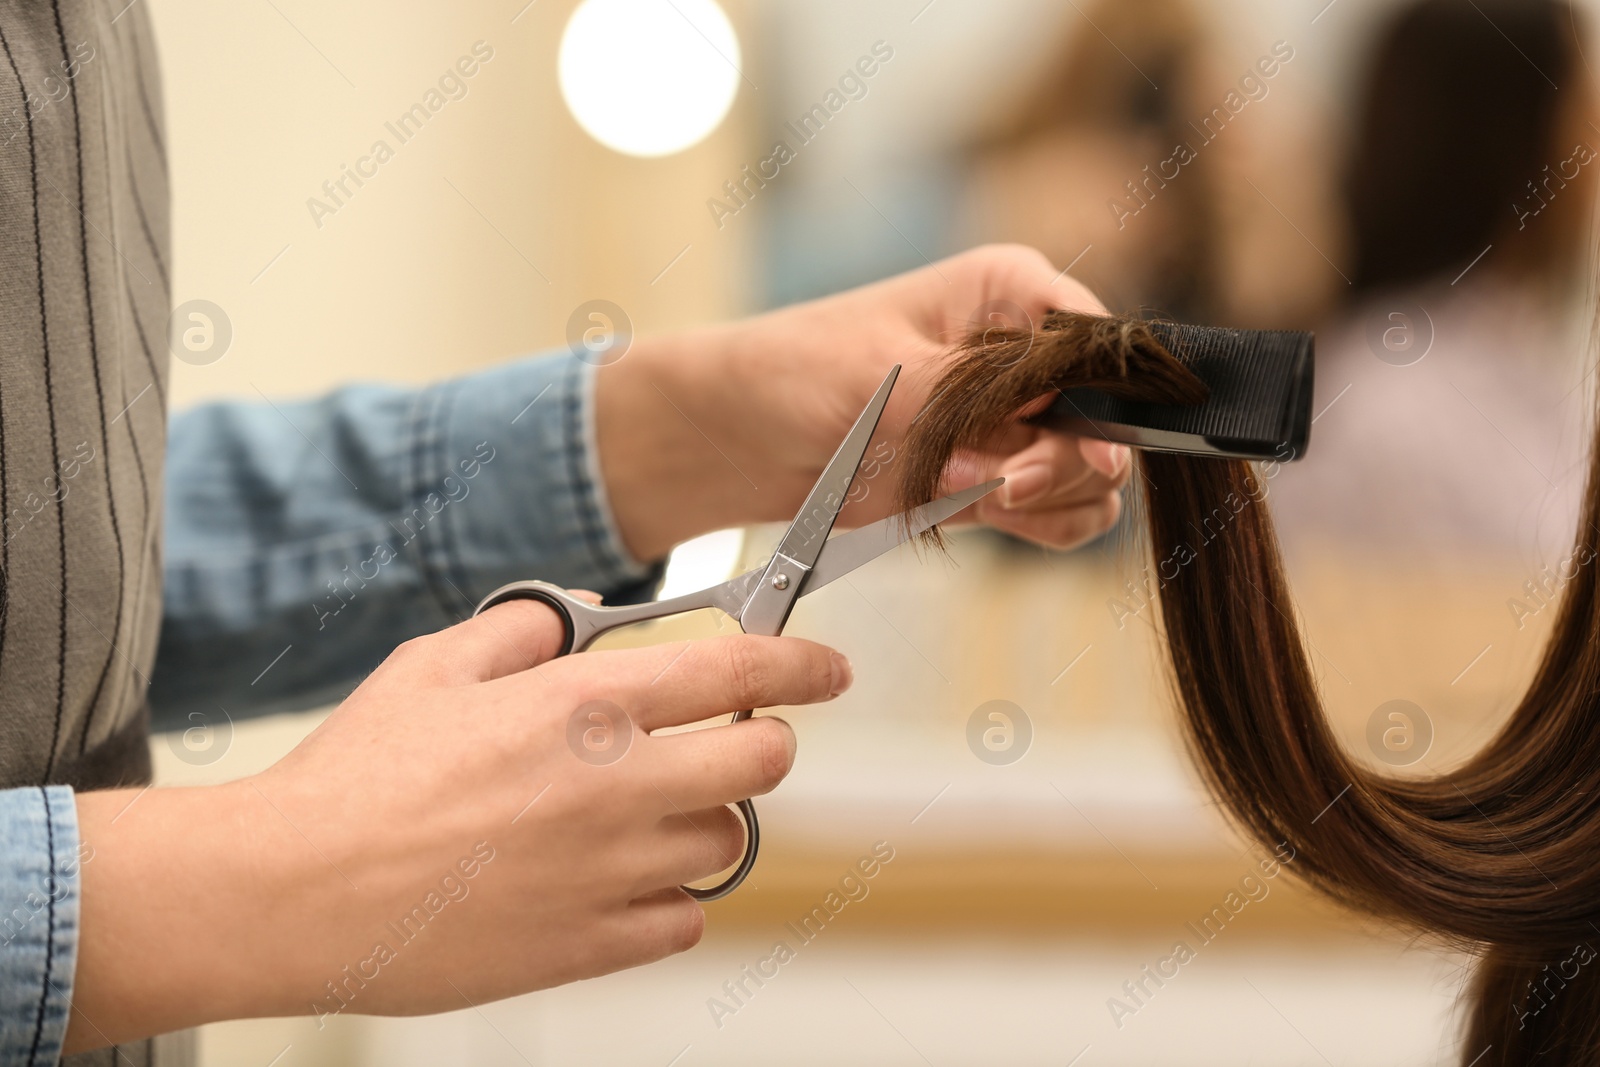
[558,0,741,158]
[659,528,746,601]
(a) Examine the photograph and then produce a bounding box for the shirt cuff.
[0,786,82,1067]
[424,351,666,616]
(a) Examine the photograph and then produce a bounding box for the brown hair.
[1345,0,1587,293]
[899,311,1600,1064]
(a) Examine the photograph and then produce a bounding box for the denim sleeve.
[0,786,79,1067]
[150,351,665,731]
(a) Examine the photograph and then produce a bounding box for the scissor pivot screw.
[772,574,790,590]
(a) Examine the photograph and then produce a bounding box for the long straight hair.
[898,311,1600,1064]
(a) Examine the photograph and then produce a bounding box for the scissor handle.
[476,579,686,654]
[477,581,581,654]
[689,796,759,901]
[472,580,761,902]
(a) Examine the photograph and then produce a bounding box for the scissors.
[473,365,1002,900]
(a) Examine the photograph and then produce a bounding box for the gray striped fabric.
[0,0,188,1062]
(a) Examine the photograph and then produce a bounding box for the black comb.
[1035,323,1315,462]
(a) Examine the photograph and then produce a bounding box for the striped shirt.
[0,4,176,1062]
[0,0,168,797]
[0,2,662,1062]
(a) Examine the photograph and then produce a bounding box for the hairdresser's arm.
[154,244,1113,726]
[601,244,1132,560]
[153,353,664,728]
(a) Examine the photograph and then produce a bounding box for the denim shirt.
[0,350,663,1063]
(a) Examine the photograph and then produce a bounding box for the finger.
[1077,437,1132,481]
[978,492,1124,549]
[943,244,1109,327]
[997,434,1131,510]
[388,598,575,686]
[584,889,705,973]
[644,715,798,811]
[635,805,747,892]
[997,434,1093,509]
[943,435,1129,514]
[593,635,852,731]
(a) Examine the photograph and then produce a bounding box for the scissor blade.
[770,365,900,572]
[802,478,1004,595]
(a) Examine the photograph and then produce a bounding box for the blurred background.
[147,0,1600,1062]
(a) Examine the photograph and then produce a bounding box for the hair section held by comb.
[897,310,1207,544]
[898,308,1600,1065]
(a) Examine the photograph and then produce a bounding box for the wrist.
[596,322,806,561]
[68,780,318,1048]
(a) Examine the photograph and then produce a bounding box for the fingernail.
[1001,462,1052,507]
[1083,442,1130,478]
[830,652,854,696]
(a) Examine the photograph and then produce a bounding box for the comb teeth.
[1037,323,1315,462]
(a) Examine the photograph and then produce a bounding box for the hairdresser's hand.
[600,244,1131,558]
[65,600,851,1051]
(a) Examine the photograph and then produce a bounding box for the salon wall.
[154,0,751,412]
[148,0,1599,1064]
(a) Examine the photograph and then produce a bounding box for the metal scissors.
[473,365,1002,900]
